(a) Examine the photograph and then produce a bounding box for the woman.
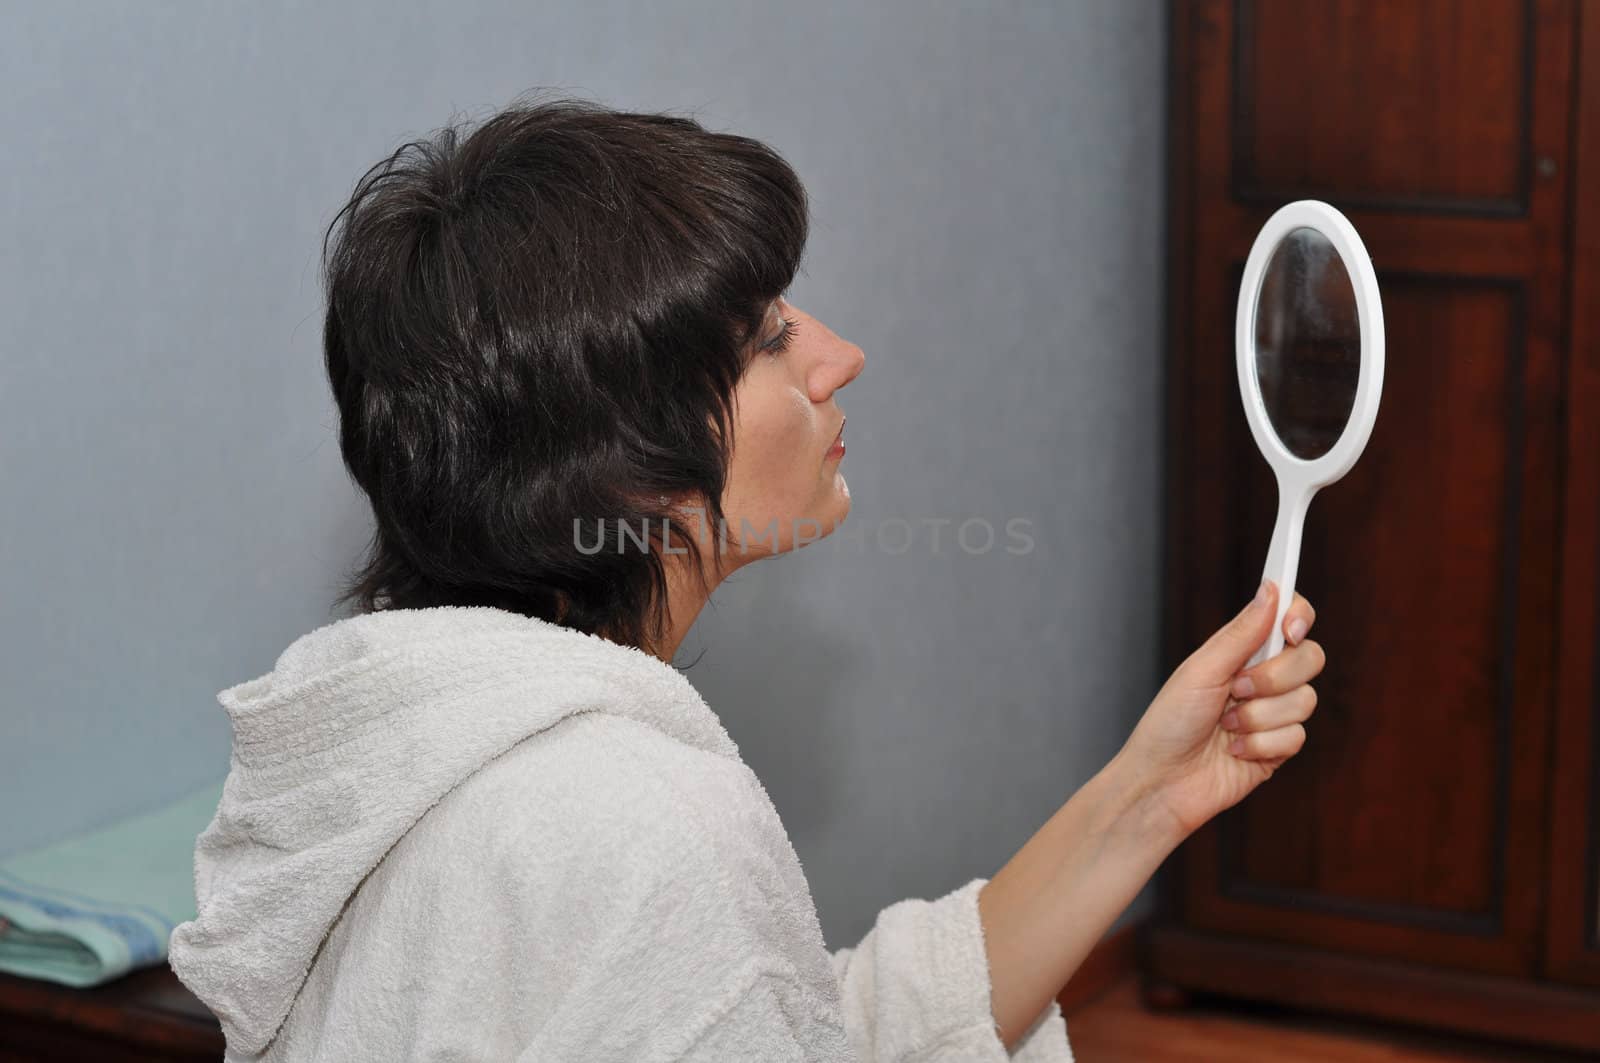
[169,95,1323,1062]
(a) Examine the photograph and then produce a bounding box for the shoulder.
[432,710,812,959]
[480,709,759,817]
[395,712,844,1054]
[426,711,777,881]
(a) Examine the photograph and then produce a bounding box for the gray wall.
[0,0,1168,947]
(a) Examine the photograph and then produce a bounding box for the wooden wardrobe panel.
[1543,0,1600,990]
[1227,279,1520,925]
[1174,262,1557,977]
[1235,0,1533,212]
[1153,0,1589,1042]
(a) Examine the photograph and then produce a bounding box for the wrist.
[1096,748,1192,855]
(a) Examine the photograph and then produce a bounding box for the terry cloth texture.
[169,606,1074,1061]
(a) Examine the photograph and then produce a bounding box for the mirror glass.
[1253,226,1362,460]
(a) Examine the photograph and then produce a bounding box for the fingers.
[1182,580,1281,686]
[1222,591,1319,763]
[1283,591,1317,646]
[1228,722,1307,760]
[1231,637,1325,700]
[1221,684,1317,734]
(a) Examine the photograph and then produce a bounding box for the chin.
[760,479,851,555]
[811,487,852,540]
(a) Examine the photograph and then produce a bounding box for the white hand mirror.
[1236,200,1384,668]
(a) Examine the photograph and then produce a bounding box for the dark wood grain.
[1082,965,1596,1061]
[1142,925,1600,1055]
[1234,0,1535,213]
[1542,0,1600,991]
[1152,0,1600,1050]
[0,965,223,1062]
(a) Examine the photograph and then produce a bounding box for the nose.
[840,338,866,386]
[809,330,866,403]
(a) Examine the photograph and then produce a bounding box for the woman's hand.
[976,580,1319,1048]
[1115,580,1324,840]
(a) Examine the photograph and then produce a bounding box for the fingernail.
[1221,710,1239,731]
[1231,675,1255,699]
[1288,617,1308,644]
[1229,736,1245,755]
[1253,580,1271,608]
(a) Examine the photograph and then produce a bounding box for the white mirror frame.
[1235,199,1385,668]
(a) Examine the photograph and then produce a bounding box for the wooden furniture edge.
[0,965,223,1056]
[1140,922,1600,1055]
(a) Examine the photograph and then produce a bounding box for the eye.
[761,314,800,357]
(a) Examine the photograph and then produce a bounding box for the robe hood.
[168,605,739,1058]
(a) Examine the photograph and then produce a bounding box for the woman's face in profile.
[718,297,865,562]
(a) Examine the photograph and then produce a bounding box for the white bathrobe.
[168,605,1074,1062]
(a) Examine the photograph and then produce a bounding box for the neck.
[647,546,744,664]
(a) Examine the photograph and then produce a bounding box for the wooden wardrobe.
[1146,0,1600,1053]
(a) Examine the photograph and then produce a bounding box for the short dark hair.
[319,92,809,654]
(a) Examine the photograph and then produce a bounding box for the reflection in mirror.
[1253,226,1362,460]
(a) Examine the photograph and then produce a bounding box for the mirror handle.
[1246,482,1313,669]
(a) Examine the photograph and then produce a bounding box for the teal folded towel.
[0,777,226,987]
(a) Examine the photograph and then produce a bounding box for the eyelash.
[762,315,800,356]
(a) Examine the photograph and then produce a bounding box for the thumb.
[1182,580,1277,687]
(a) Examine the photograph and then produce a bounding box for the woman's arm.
[829,879,1072,1062]
[980,580,1325,1048]
[977,748,1182,1048]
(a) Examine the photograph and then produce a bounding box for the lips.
[827,417,846,453]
